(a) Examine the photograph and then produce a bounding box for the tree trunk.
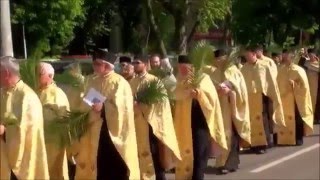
[0,0,14,57]
[146,0,167,56]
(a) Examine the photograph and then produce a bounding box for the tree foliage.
[11,0,85,58]
[231,0,320,47]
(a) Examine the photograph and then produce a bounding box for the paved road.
[166,124,320,180]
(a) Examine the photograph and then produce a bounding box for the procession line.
[250,143,320,173]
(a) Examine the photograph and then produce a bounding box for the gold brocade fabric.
[241,61,285,147]
[38,83,70,179]
[130,73,181,180]
[74,72,141,180]
[277,63,314,145]
[0,80,49,179]
[174,74,227,179]
[204,64,251,167]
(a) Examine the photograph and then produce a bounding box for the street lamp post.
[0,0,14,57]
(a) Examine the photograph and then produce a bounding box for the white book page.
[83,88,106,106]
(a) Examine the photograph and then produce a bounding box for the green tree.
[11,0,84,58]
[153,0,230,54]
[231,0,319,47]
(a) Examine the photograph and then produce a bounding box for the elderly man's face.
[92,59,112,75]
[39,68,53,87]
[150,56,161,69]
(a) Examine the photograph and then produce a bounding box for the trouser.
[192,129,211,180]
[295,103,304,143]
[149,125,167,180]
[223,125,240,170]
[10,171,18,180]
[263,95,274,148]
[68,161,76,180]
[97,109,129,180]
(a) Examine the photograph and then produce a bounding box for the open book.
[83,88,106,106]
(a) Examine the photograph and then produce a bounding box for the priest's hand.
[218,83,231,95]
[289,79,295,88]
[190,89,199,99]
[0,124,5,136]
[92,103,103,112]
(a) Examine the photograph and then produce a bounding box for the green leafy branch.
[19,58,41,91]
[44,105,90,148]
[187,40,214,88]
[134,79,168,105]
[54,71,85,89]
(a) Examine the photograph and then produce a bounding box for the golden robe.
[241,61,285,147]
[204,63,251,167]
[260,55,278,78]
[38,83,70,179]
[0,80,49,179]
[174,74,227,179]
[130,73,181,180]
[305,60,319,114]
[277,63,313,145]
[74,71,140,180]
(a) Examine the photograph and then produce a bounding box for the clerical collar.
[99,70,114,77]
[138,72,147,78]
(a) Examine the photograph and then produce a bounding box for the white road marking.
[250,143,320,173]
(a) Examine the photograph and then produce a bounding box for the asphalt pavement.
[166,124,320,180]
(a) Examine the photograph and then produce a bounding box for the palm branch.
[44,105,90,148]
[19,58,41,91]
[187,40,214,88]
[54,72,85,89]
[135,79,168,105]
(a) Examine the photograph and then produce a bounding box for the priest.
[119,55,135,82]
[305,49,319,124]
[0,56,49,180]
[37,62,70,179]
[130,55,181,180]
[74,49,140,179]
[276,49,313,145]
[174,55,227,180]
[204,49,251,174]
[241,47,285,154]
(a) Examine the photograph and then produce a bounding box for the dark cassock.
[174,55,228,180]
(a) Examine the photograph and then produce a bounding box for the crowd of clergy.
[0,45,319,180]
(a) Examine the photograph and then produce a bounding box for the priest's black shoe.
[216,167,229,175]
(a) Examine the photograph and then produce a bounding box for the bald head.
[39,62,55,88]
[39,62,55,78]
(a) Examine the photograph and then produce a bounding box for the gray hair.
[0,56,20,76]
